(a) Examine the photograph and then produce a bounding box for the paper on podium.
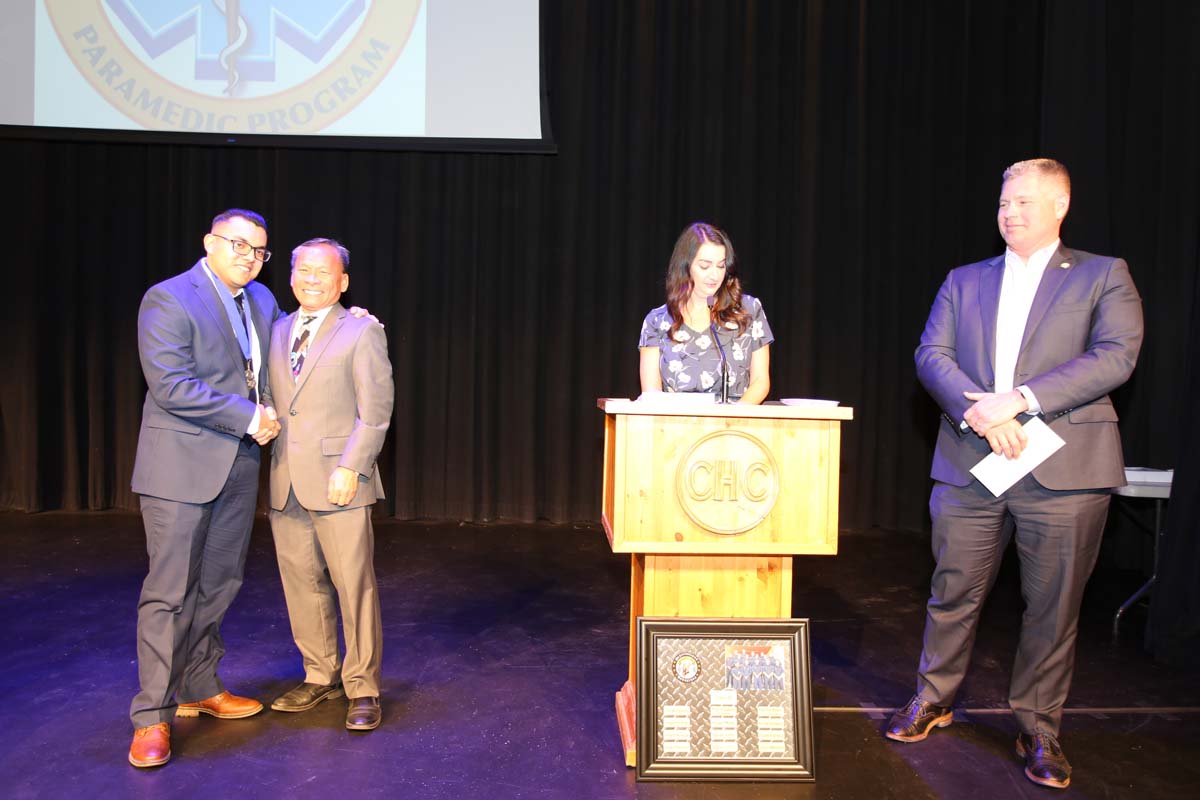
[969,416,1065,497]
[633,391,717,410]
[780,398,840,407]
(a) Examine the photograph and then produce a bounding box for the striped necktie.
[290,315,318,379]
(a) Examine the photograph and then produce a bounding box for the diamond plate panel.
[654,636,796,760]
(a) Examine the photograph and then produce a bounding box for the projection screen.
[0,0,553,152]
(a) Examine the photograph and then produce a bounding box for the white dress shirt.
[202,260,264,433]
[994,240,1060,414]
[289,304,335,346]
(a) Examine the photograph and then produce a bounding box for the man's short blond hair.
[1003,158,1071,194]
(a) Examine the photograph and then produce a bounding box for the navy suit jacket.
[131,259,281,503]
[915,246,1143,490]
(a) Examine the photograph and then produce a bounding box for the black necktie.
[233,293,250,338]
[233,293,256,401]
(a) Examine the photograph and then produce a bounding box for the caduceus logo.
[213,0,249,95]
[45,0,422,133]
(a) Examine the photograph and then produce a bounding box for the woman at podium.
[638,222,773,403]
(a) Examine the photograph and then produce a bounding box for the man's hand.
[252,405,281,445]
[983,418,1029,460]
[327,466,360,506]
[347,306,381,326]
[963,389,1029,436]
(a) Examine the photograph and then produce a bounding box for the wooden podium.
[598,398,854,767]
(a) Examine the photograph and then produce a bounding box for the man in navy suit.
[886,160,1143,790]
[128,209,282,768]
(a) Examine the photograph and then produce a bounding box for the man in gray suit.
[266,238,393,731]
[886,159,1144,790]
[129,209,283,767]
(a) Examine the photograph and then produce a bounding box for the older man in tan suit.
[267,238,393,731]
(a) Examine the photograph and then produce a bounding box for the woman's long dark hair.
[664,222,751,342]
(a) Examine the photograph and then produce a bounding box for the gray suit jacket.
[915,246,1143,490]
[268,303,394,511]
[131,259,280,503]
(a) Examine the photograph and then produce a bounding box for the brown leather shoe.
[175,690,263,719]
[345,696,381,731]
[129,722,170,768]
[885,695,953,742]
[1016,732,1071,789]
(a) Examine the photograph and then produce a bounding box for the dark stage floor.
[1,511,1197,799]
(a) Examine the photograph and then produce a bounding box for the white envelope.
[969,416,1066,497]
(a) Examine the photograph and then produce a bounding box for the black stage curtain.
[1150,256,1200,666]
[2,2,1197,535]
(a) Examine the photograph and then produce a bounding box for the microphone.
[707,296,729,404]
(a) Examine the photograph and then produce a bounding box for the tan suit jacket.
[268,303,393,508]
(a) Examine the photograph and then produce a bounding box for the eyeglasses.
[210,233,272,262]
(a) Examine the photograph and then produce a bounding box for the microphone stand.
[707,296,730,404]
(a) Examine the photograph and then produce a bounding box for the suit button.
[985,381,994,388]
[289,410,297,416]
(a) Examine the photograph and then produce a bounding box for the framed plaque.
[635,618,814,782]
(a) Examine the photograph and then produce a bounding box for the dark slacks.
[916,474,1110,736]
[129,439,259,729]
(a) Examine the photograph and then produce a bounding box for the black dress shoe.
[1016,732,1071,789]
[270,681,345,712]
[346,696,381,731]
[885,695,953,742]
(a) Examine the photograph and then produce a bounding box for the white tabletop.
[1114,468,1173,499]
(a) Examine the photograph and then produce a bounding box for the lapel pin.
[1059,261,1070,269]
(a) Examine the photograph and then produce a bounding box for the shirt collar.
[1005,239,1061,273]
[295,303,336,331]
[201,258,243,298]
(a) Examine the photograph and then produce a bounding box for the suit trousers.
[269,488,382,698]
[916,474,1110,736]
[130,438,259,728]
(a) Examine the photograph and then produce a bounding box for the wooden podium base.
[615,681,636,767]
[618,553,793,767]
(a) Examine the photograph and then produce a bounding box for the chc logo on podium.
[45,0,420,133]
[675,431,779,535]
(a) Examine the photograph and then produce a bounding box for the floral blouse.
[638,295,774,400]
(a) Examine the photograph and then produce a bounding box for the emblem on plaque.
[672,654,701,683]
